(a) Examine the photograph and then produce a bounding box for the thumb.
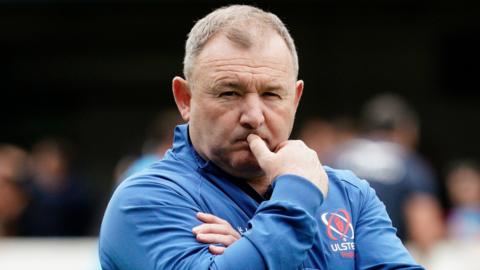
[247,134,273,164]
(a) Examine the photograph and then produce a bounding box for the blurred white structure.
[408,240,480,270]
[0,237,478,269]
[0,238,100,270]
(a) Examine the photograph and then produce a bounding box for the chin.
[229,156,263,178]
[213,149,263,178]
[238,160,262,172]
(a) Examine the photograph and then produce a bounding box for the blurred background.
[1,0,479,269]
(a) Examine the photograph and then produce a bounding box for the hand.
[247,134,329,197]
[192,212,241,255]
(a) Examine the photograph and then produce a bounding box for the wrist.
[270,174,324,216]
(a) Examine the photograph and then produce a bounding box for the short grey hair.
[183,5,299,81]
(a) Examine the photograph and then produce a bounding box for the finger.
[196,233,238,246]
[209,245,226,255]
[192,224,241,239]
[247,134,273,163]
[196,212,228,225]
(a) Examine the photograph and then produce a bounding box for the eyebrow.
[263,85,284,92]
[212,80,285,93]
[211,80,245,92]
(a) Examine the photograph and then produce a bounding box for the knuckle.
[294,140,306,146]
[289,140,300,146]
[219,225,230,234]
[227,235,236,244]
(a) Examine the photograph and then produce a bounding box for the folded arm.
[99,175,324,270]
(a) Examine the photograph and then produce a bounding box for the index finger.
[247,134,273,162]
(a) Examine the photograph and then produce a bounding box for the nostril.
[240,113,264,130]
[240,120,257,130]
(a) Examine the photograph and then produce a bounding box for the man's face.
[182,31,303,179]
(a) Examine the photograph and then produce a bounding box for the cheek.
[200,114,235,146]
[190,101,222,129]
[266,104,296,135]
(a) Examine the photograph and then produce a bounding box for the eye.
[219,91,239,97]
[262,91,281,99]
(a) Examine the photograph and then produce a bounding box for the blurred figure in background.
[18,138,93,236]
[329,93,439,240]
[115,108,183,183]
[405,161,480,270]
[404,194,446,267]
[445,160,480,240]
[0,144,28,182]
[0,144,28,236]
[297,116,357,161]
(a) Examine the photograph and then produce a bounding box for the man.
[328,93,438,240]
[99,5,423,269]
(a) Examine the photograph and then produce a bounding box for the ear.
[172,76,192,121]
[293,80,304,109]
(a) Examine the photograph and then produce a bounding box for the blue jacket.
[99,124,423,270]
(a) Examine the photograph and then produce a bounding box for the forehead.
[192,31,295,84]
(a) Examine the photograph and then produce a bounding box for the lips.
[234,134,270,148]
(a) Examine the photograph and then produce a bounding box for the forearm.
[213,175,323,270]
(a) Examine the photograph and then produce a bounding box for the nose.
[239,93,265,130]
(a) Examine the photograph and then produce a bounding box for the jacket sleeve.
[354,181,425,270]
[99,174,323,270]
